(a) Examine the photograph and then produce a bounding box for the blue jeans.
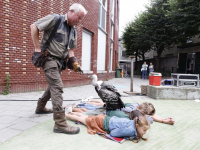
[142,70,147,79]
[76,103,101,110]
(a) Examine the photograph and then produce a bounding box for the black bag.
[32,50,51,67]
[31,15,61,67]
[60,58,67,70]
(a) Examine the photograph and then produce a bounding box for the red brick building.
[0,0,120,93]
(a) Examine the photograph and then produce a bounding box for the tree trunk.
[134,50,138,70]
[156,45,164,71]
[142,51,145,61]
[156,52,161,71]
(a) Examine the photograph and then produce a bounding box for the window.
[122,51,126,57]
[109,42,113,71]
[111,23,114,40]
[98,0,107,30]
[111,0,115,22]
[97,29,106,71]
[82,30,92,71]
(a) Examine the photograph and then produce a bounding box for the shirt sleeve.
[121,107,133,112]
[34,14,56,31]
[146,116,153,124]
[122,103,139,112]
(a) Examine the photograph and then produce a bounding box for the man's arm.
[30,24,41,52]
[68,49,74,58]
[66,49,83,74]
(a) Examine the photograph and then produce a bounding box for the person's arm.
[30,14,56,52]
[150,115,174,125]
[30,24,41,52]
[141,65,144,71]
[68,49,74,58]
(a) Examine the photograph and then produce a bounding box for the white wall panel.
[82,30,92,71]
[97,29,106,71]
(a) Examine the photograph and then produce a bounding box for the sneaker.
[65,106,72,114]
[80,96,93,103]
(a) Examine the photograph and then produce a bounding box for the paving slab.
[0,77,199,149]
[0,99,199,150]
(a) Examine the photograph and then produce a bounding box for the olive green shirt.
[34,14,77,59]
[103,116,112,133]
[103,111,130,134]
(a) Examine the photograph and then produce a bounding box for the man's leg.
[45,66,79,134]
[142,71,144,79]
[145,70,147,79]
[35,86,53,114]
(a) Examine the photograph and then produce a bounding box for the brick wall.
[0,0,118,93]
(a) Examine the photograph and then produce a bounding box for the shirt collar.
[64,13,68,23]
[64,13,75,28]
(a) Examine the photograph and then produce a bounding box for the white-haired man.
[30,3,87,134]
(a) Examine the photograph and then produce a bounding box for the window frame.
[98,0,107,31]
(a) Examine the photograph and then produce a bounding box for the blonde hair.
[134,115,150,141]
[147,102,156,115]
[137,102,156,115]
[138,102,150,115]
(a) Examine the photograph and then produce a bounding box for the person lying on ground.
[65,111,150,142]
[67,101,153,123]
[67,98,175,125]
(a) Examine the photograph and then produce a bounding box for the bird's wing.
[98,89,125,110]
[101,82,121,96]
[99,89,119,102]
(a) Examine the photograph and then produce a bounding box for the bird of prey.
[88,74,125,110]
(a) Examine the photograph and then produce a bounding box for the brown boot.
[35,98,53,114]
[53,110,80,134]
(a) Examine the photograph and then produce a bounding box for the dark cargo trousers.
[41,58,64,111]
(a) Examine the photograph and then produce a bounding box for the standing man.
[141,61,148,79]
[30,3,87,134]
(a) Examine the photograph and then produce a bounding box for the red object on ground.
[152,76,161,86]
[149,75,153,85]
[149,73,162,86]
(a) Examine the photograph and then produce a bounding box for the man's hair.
[69,3,88,15]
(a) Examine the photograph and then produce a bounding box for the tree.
[122,12,152,70]
[168,0,200,44]
[140,0,177,70]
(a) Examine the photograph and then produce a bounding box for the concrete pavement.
[0,77,147,144]
[0,77,200,150]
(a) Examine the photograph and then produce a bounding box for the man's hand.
[35,48,41,52]
[73,62,83,74]
[66,57,83,74]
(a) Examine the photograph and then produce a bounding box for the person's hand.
[73,62,83,74]
[34,48,41,52]
[163,117,175,125]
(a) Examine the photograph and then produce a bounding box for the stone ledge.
[147,85,200,100]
